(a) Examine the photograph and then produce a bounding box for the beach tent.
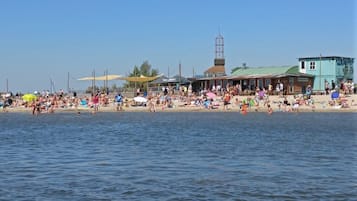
[78,74,123,94]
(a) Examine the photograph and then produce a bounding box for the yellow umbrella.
[22,94,37,102]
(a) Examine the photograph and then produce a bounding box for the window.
[301,61,305,69]
[265,79,271,86]
[249,79,256,90]
[257,79,263,89]
[310,61,315,70]
[289,77,294,93]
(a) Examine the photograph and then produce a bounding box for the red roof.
[204,65,225,74]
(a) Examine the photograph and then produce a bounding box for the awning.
[78,74,122,81]
[119,74,163,82]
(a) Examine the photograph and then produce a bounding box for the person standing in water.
[267,104,273,115]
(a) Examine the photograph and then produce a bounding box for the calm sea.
[0,112,356,201]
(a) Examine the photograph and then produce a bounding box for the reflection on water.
[0,112,356,200]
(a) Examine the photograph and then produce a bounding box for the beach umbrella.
[331,91,339,99]
[206,92,216,99]
[133,96,147,103]
[22,94,37,102]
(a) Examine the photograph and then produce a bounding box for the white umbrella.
[133,96,147,103]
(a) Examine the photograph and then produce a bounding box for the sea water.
[0,112,356,200]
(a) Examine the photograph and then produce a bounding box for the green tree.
[140,61,151,76]
[124,61,160,91]
[129,61,159,77]
[130,65,140,77]
[151,68,159,77]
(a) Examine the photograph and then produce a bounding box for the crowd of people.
[0,81,356,115]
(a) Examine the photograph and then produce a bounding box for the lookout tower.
[204,33,226,77]
[214,34,225,66]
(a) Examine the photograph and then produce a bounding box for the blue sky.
[0,0,355,92]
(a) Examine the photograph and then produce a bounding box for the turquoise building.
[298,56,354,92]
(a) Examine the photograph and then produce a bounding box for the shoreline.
[2,105,356,114]
[2,94,357,114]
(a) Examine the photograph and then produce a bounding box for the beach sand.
[2,94,357,114]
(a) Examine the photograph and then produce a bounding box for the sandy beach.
[2,93,357,114]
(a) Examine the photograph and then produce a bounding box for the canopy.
[78,74,122,81]
[119,74,163,83]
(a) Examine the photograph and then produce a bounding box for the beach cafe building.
[189,65,314,95]
[298,56,354,92]
[202,66,314,95]
[228,66,314,95]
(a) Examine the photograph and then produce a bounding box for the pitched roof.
[298,56,354,61]
[232,66,299,76]
[231,66,298,76]
[204,65,225,74]
[229,66,313,79]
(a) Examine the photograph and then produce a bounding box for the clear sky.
[0,0,355,93]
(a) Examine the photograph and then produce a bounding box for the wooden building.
[229,66,314,95]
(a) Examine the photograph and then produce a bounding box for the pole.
[67,72,70,93]
[50,78,56,93]
[319,54,322,91]
[179,61,182,84]
[92,69,96,95]
[134,71,137,95]
[106,69,108,94]
[103,70,106,93]
[6,78,8,93]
